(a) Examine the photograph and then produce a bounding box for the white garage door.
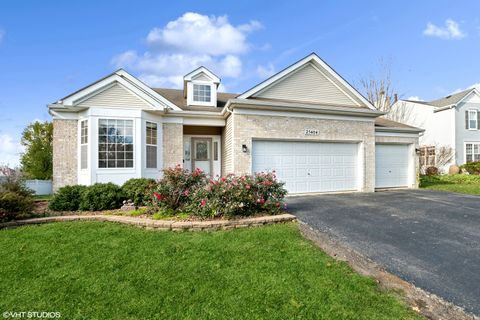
[375,144,410,188]
[252,140,358,193]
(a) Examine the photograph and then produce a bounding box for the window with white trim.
[80,120,88,169]
[467,110,478,130]
[193,84,211,102]
[98,119,134,168]
[466,143,480,163]
[146,122,157,169]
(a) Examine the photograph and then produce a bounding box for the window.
[467,110,478,130]
[213,141,218,161]
[193,84,211,102]
[98,119,134,168]
[80,120,88,169]
[419,146,436,167]
[466,143,480,163]
[146,122,157,169]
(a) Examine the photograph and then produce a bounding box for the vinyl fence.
[25,180,53,195]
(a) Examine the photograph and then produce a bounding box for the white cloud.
[407,96,422,101]
[256,63,275,78]
[423,19,466,40]
[450,82,480,94]
[112,12,261,88]
[0,134,23,168]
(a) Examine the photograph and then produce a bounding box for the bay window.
[98,119,134,168]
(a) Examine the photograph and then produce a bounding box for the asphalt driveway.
[288,189,480,316]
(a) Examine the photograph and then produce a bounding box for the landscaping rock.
[448,165,460,175]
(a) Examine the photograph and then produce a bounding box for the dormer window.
[184,66,220,107]
[193,84,211,102]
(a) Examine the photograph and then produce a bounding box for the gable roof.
[50,69,181,111]
[238,53,376,110]
[427,88,477,108]
[183,66,220,83]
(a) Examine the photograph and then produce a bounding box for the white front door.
[252,140,359,193]
[375,144,410,188]
[192,138,212,176]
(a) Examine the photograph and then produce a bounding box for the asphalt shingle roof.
[426,88,474,108]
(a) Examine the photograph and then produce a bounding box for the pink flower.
[256,198,265,205]
[183,189,190,196]
[154,192,162,201]
[200,199,207,207]
[221,176,226,182]
[246,185,251,190]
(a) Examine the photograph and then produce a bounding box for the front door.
[192,138,212,176]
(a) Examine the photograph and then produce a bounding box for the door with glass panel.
[192,138,212,175]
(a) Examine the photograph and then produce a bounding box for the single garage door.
[375,144,410,188]
[252,140,358,193]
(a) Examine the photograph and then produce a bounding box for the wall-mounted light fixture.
[415,148,421,154]
[242,144,248,153]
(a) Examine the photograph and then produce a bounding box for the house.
[391,88,480,168]
[48,53,422,194]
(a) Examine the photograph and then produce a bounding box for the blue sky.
[1,0,480,166]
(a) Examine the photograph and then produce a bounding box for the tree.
[358,58,419,125]
[20,121,53,180]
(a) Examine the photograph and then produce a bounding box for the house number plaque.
[304,129,319,136]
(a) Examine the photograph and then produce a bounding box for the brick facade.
[162,123,183,168]
[230,112,376,192]
[52,119,77,191]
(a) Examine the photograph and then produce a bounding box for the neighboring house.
[391,88,480,167]
[48,53,422,194]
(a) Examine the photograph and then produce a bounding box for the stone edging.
[0,214,297,231]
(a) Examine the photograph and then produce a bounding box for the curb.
[0,214,297,231]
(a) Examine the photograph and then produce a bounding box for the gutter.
[224,98,385,118]
[374,126,425,134]
[433,104,456,113]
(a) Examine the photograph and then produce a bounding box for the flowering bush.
[187,172,287,218]
[148,165,207,212]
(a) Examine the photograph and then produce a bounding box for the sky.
[1,0,480,167]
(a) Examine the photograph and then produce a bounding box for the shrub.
[149,165,207,211]
[49,185,87,211]
[0,168,35,221]
[122,178,156,207]
[186,172,287,218]
[425,166,439,176]
[0,191,34,222]
[461,161,480,175]
[79,183,125,211]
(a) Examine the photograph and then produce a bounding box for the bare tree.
[435,145,455,170]
[358,58,395,112]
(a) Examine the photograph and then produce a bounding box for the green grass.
[0,222,421,320]
[420,174,480,195]
[33,194,53,201]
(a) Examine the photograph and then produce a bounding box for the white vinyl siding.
[375,144,409,188]
[252,140,358,193]
[77,83,153,109]
[222,115,234,174]
[253,63,360,106]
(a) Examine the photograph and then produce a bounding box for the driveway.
[288,189,480,316]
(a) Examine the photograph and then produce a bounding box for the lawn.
[420,174,480,195]
[0,222,420,320]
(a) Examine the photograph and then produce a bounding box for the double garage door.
[252,140,411,193]
[252,140,359,193]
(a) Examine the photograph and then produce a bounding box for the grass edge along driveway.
[420,174,480,195]
[0,222,422,320]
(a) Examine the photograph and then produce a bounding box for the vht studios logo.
[2,311,61,319]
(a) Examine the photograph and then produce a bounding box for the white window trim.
[97,118,136,170]
[145,121,158,169]
[79,119,89,171]
[467,109,478,130]
[464,141,480,163]
[186,80,216,107]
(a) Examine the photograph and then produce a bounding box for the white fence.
[25,180,53,195]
